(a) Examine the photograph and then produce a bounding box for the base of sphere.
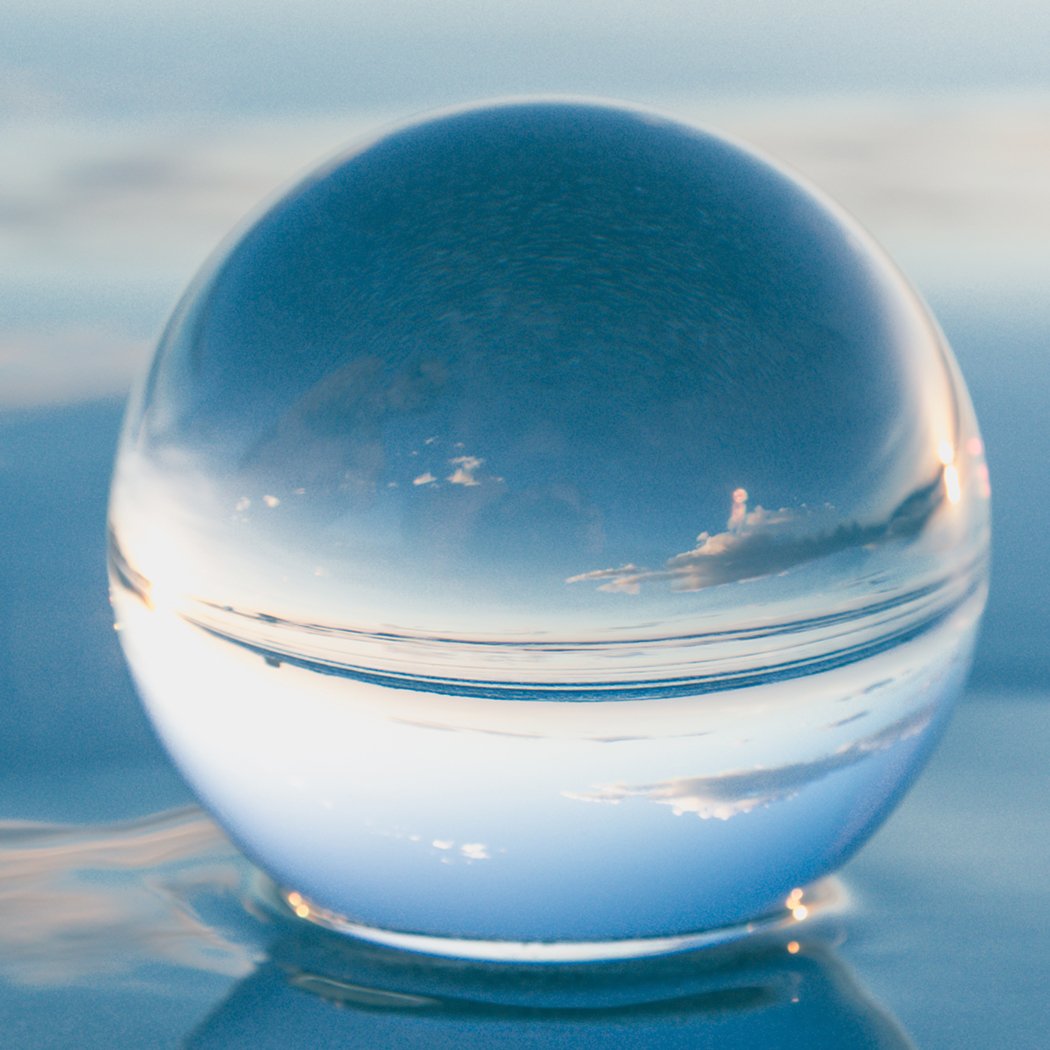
[268,878,843,963]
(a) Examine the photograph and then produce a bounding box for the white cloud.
[563,704,933,821]
[446,455,483,487]
[564,564,640,585]
[566,475,942,595]
[0,326,147,409]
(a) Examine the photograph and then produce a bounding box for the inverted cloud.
[563,703,934,821]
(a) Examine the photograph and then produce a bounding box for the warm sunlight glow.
[787,889,809,920]
[944,464,962,505]
[977,462,992,499]
[729,488,749,530]
[936,439,962,505]
[787,940,801,954]
[286,889,312,918]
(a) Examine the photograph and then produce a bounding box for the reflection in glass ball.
[109,100,990,958]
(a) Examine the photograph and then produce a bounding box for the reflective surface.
[0,807,912,1049]
[107,101,990,951]
[3,694,1048,1046]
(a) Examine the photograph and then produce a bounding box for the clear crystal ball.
[109,100,989,957]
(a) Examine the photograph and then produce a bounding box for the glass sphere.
[109,100,989,958]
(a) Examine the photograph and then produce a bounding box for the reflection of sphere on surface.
[109,100,989,956]
[192,929,915,1048]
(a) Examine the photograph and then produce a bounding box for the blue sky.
[3,2,1049,410]
[3,1,1050,118]
[3,93,1048,410]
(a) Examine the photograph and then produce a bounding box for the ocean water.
[0,87,1046,1045]
[2,695,1047,1047]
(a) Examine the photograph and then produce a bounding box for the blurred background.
[0,2,1048,1045]
[3,0,1047,777]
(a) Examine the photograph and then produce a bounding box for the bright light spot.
[787,940,800,954]
[944,464,962,505]
[729,487,749,530]
[413,472,437,486]
[460,842,490,860]
[786,888,804,907]
[937,440,955,466]
[263,494,281,508]
[432,839,454,850]
[966,436,984,457]
[145,578,174,614]
[287,891,311,919]
[235,496,251,512]
[792,904,809,921]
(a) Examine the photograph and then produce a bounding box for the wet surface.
[0,693,1046,1047]
[2,92,1048,1046]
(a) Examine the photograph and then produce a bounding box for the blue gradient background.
[1,3,1048,1045]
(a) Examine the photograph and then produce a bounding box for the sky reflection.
[0,809,254,987]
